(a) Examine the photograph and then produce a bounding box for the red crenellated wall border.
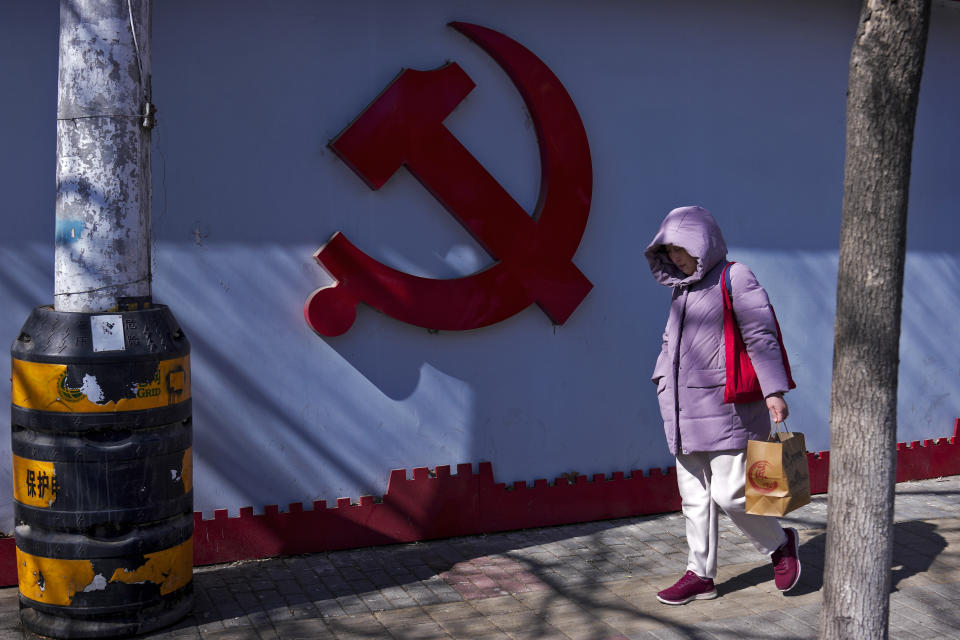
[1,419,958,587]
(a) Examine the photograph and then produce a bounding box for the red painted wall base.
[2,419,958,587]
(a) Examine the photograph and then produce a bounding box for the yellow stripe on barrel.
[16,551,96,606]
[11,356,190,413]
[109,539,193,596]
[17,538,193,606]
[181,448,193,493]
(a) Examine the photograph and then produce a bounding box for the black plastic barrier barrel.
[11,305,193,638]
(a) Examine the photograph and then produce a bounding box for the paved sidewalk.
[2,476,959,639]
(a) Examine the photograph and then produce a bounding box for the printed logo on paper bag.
[305,22,593,336]
[747,460,778,494]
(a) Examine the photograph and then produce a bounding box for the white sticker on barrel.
[91,315,125,352]
[80,374,104,402]
[83,574,108,592]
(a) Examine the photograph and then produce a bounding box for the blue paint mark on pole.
[56,220,84,244]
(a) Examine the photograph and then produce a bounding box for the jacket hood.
[645,206,728,286]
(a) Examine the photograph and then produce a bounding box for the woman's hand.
[766,394,789,423]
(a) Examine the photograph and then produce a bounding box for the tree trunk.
[821,1,930,638]
[55,0,153,312]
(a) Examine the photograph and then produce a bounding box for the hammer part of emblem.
[306,22,593,336]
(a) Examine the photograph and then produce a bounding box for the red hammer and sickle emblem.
[305,22,593,336]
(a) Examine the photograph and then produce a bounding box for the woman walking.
[645,205,800,605]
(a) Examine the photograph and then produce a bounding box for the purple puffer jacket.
[645,206,791,456]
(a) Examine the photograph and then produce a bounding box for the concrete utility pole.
[55,0,154,312]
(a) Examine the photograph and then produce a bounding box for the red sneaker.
[772,527,801,592]
[656,570,718,605]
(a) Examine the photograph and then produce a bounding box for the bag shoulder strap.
[723,260,798,392]
[721,261,736,306]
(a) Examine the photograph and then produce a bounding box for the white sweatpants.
[676,449,787,579]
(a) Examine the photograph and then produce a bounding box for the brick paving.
[2,475,960,639]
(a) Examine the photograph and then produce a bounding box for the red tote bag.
[721,262,796,404]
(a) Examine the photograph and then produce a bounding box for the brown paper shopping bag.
[745,422,811,516]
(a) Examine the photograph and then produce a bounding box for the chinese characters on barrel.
[25,469,59,500]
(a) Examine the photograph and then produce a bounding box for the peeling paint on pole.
[55,0,152,312]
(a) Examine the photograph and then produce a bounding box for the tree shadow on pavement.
[720,520,948,598]
[142,514,807,639]
[140,515,951,639]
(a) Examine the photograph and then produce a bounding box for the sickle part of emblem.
[306,22,593,336]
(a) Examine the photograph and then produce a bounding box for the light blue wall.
[1,1,958,530]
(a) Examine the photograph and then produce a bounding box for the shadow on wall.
[155,245,409,514]
[730,248,838,444]
[730,248,960,449]
[0,243,956,531]
[0,245,55,532]
[147,237,960,520]
[898,253,960,438]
